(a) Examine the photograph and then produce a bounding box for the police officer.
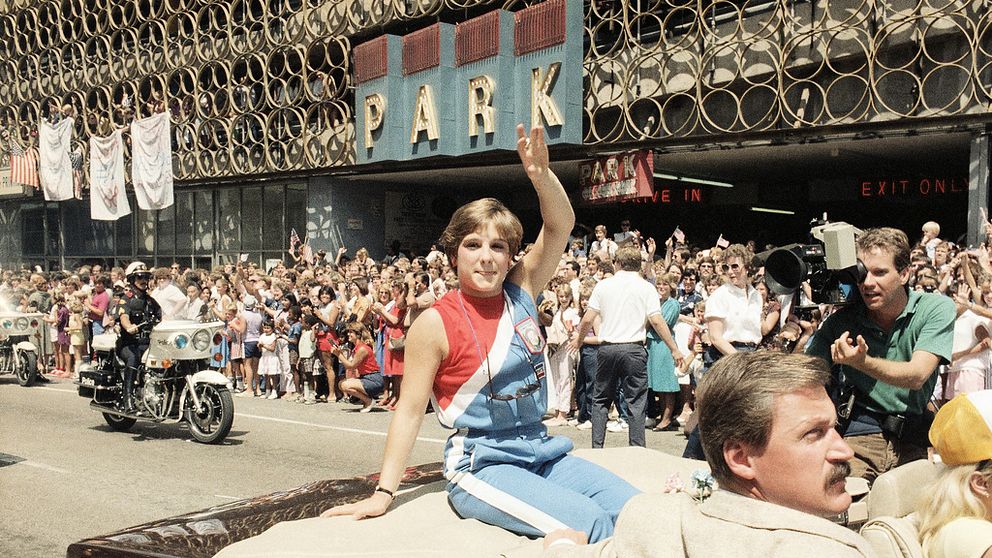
[117,262,161,412]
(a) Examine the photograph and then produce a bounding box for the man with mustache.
[806,227,955,482]
[541,351,873,557]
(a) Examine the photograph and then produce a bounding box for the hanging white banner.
[131,112,174,210]
[89,130,131,221]
[38,117,75,202]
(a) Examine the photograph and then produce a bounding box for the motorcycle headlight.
[192,329,211,351]
[174,334,190,349]
[15,318,28,330]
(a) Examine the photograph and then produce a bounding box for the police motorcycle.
[77,262,235,444]
[0,311,46,386]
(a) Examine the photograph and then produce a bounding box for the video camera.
[761,220,867,306]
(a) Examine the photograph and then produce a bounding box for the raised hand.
[956,282,971,299]
[831,331,868,369]
[516,123,550,183]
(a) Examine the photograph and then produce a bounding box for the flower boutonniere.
[663,470,717,503]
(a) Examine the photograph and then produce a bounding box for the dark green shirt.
[806,290,955,415]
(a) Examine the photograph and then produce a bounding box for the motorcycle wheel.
[15,352,37,387]
[185,383,234,444]
[103,412,137,431]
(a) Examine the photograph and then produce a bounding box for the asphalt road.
[0,376,688,558]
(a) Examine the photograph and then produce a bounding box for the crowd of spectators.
[1,217,989,429]
[0,245,449,412]
[4,215,992,554]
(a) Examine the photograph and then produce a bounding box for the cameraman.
[118,262,162,412]
[806,227,954,482]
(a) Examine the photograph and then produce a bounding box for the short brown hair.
[722,243,753,271]
[438,198,523,262]
[351,276,369,296]
[857,227,911,272]
[390,278,409,296]
[344,321,374,345]
[656,272,679,292]
[697,351,831,486]
[615,245,641,271]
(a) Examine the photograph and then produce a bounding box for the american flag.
[8,139,39,189]
[715,234,730,248]
[69,147,84,199]
[289,227,301,252]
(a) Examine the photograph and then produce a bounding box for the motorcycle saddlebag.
[77,367,117,400]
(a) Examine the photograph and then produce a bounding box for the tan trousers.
[845,431,929,483]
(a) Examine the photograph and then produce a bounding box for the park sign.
[353,0,583,164]
[579,151,655,205]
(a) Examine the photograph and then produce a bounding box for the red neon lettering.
[935,178,945,194]
[920,179,930,195]
[689,188,701,202]
[660,189,671,203]
[862,182,872,197]
[951,178,964,192]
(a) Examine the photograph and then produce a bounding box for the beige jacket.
[542,490,877,558]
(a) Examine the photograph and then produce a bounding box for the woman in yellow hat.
[918,390,992,558]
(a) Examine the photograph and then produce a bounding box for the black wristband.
[374,485,394,498]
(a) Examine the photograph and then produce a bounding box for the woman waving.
[323,124,639,543]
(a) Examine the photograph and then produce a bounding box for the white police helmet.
[125,261,151,283]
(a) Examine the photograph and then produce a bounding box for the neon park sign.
[579,151,653,204]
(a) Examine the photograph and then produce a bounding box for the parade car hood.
[66,447,717,558]
[66,462,445,558]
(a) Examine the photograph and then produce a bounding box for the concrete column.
[969,133,990,247]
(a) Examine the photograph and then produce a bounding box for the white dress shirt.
[587,270,660,343]
[704,283,763,344]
